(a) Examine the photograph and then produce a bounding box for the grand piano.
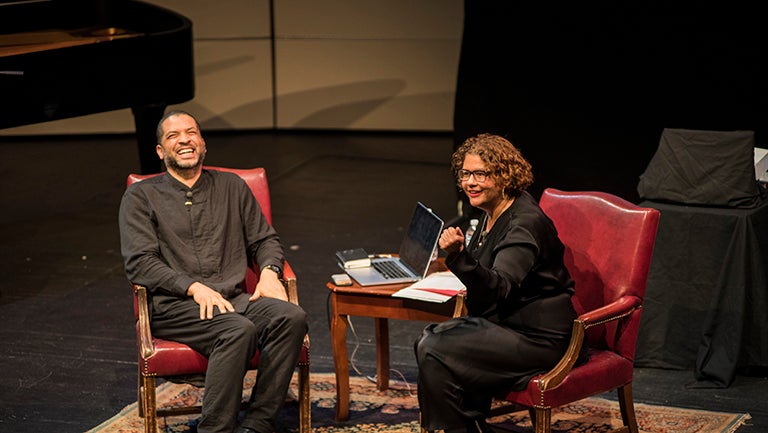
[0,0,194,174]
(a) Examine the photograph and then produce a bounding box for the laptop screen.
[398,202,444,278]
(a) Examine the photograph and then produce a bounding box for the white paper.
[392,271,465,303]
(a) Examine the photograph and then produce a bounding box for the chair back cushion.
[126,166,272,223]
[539,188,660,358]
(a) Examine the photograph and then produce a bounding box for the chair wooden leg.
[137,365,145,418]
[141,374,157,433]
[617,382,639,433]
[533,407,551,433]
[297,363,311,433]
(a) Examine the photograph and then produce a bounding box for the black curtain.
[453,3,768,202]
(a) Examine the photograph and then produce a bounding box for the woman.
[414,133,584,433]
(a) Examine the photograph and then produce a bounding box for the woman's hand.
[439,226,465,254]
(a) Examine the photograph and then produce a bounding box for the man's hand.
[250,267,288,302]
[439,226,465,254]
[187,282,235,320]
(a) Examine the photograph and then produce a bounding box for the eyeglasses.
[457,169,490,183]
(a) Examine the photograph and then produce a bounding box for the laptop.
[343,202,444,286]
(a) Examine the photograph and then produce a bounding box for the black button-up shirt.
[119,170,284,312]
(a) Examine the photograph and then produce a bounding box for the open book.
[392,271,465,303]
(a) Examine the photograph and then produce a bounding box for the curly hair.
[451,133,534,197]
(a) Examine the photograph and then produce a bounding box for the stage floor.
[0,130,765,432]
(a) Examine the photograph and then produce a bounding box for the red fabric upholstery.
[504,351,635,408]
[496,188,660,433]
[126,166,310,433]
[126,166,272,224]
[140,335,311,377]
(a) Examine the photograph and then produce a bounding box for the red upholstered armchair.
[484,188,660,433]
[125,166,310,433]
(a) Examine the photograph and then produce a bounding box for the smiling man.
[155,110,207,175]
[119,110,308,433]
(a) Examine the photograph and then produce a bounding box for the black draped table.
[634,198,768,387]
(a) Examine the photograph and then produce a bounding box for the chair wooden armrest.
[451,291,467,318]
[281,261,310,350]
[536,295,642,391]
[133,284,155,359]
[283,261,299,306]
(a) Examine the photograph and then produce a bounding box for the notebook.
[343,202,444,286]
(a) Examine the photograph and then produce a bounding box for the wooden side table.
[326,259,464,421]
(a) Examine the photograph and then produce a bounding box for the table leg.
[331,310,351,421]
[375,317,390,391]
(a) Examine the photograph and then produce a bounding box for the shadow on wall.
[278,79,406,128]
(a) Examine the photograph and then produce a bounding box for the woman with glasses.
[414,133,585,433]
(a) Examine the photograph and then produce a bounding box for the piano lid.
[0,0,195,174]
[0,26,143,58]
[0,0,194,126]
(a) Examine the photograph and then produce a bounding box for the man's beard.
[164,149,206,172]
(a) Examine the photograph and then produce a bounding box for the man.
[119,110,308,433]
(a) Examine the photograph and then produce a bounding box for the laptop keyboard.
[373,260,411,279]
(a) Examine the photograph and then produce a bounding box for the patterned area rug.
[87,372,751,433]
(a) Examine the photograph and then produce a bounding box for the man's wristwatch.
[262,264,283,279]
